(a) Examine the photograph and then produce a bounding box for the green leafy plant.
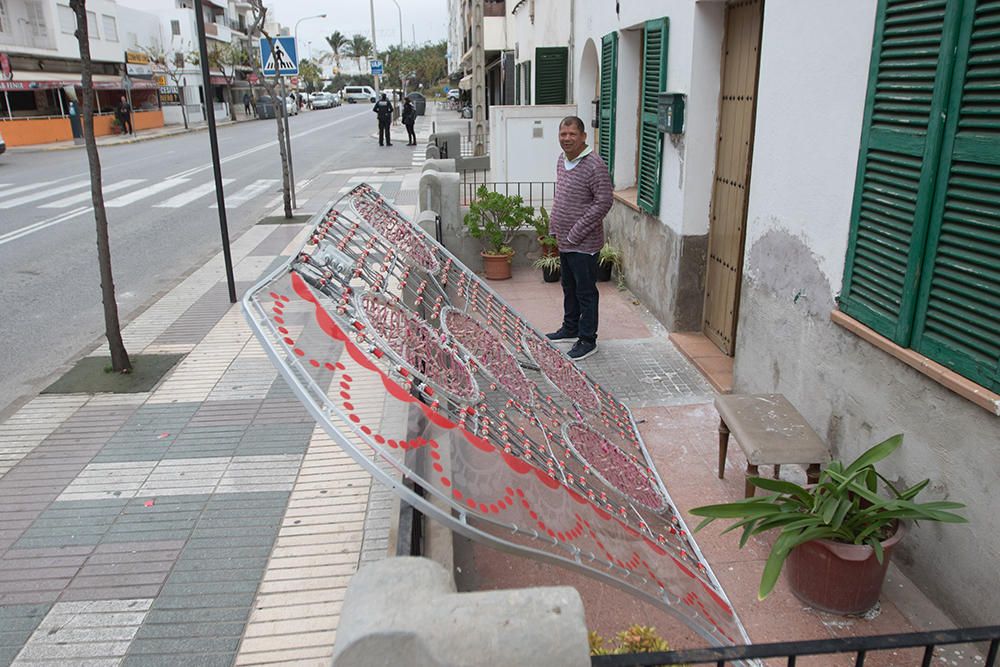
[464,185,534,255]
[589,625,674,658]
[532,205,550,239]
[532,255,561,271]
[690,434,967,600]
[599,242,625,288]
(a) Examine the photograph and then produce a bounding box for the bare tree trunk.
[178,83,190,129]
[70,0,131,373]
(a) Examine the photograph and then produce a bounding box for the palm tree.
[324,30,347,71]
[347,34,372,72]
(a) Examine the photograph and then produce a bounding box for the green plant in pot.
[598,242,624,288]
[532,206,559,257]
[690,434,966,614]
[532,254,561,283]
[464,185,534,280]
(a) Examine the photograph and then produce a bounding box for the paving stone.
[123,652,234,667]
[143,607,250,624]
[150,592,257,609]
[133,621,245,640]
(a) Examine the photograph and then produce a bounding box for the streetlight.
[388,0,403,48]
[285,13,326,209]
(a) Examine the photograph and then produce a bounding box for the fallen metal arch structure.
[243,184,751,651]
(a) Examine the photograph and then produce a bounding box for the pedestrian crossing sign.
[259,37,298,76]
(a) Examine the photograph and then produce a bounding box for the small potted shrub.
[532,206,559,257]
[532,254,561,283]
[464,185,534,280]
[690,434,967,614]
[598,242,624,287]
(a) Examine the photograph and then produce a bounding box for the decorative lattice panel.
[242,184,751,649]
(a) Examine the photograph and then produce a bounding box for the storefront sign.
[0,53,12,81]
[159,86,181,105]
[124,51,153,79]
[154,74,168,86]
[0,79,159,91]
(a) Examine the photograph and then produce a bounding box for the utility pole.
[369,0,380,94]
[471,0,486,154]
[194,0,237,303]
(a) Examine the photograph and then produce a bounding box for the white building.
[489,0,999,630]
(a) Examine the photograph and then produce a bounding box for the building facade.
[488,0,999,629]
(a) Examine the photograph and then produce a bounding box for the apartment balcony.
[204,22,232,43]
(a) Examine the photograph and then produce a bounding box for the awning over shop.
[458,74,472,91]
[0,72,158,91]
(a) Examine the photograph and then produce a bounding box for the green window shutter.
[598,32,618,178]
[637,18,668,215]
[525,61,532,105]
[912,0,1000,392]
[839,0,963,344]
[515,63,521,105]
[535,47,568,104]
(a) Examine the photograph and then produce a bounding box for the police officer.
[373,93,393,146]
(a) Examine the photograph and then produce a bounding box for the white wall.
[7,0,126,63]
[512,0,571,80]
[117,5,164,52]
[744,0,878,289]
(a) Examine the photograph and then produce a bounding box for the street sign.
[370,59,383,76]
[259,36,298,76]
[0,53,11,81]
[122,76,133,90]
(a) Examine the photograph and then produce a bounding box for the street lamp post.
[285,13,326,209]
[388,0,403,49]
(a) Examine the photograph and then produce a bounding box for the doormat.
[42,353,186,394]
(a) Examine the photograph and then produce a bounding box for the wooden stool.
[715,394,831,498]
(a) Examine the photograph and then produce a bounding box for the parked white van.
[342,86,376,104]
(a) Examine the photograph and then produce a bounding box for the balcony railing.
[591,625,1000,666]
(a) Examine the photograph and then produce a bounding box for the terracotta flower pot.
[538,237,559,258]
[481,251,514,280]
[785,522,905,615]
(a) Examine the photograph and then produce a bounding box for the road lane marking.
[0,179,64,200]
[40,179,147,208]
[104,179,189,207]
[0,207,90,246]
[212,179,278,208]
[0,180,90,209]
[155,178,235,208]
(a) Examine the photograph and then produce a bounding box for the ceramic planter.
[482,251,514,280]
[785,522,905,614]
[597,262,613,282]
[542,265,560,283]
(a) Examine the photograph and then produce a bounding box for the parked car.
[342,85,376,104]
[447,88,461,101]
[311,92,338,109]
[0,130,5,155]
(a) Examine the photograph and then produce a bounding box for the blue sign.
[259,37,298,76]
[370,59,383,76]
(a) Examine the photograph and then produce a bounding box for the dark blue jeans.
[560,251,599,343]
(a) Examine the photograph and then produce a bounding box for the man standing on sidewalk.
[545,116,613,361]
[373,93,393,146]
[116,95,133,136]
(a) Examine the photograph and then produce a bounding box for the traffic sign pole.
[279,76,296,210]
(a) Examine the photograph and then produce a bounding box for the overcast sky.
[266,0,449,61]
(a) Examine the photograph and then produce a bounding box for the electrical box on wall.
[657,93,685,134]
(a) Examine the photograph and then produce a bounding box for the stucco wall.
[736,0,998,626]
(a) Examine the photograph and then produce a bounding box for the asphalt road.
[0,104,412,417]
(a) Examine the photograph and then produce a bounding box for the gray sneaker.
[567,339,597,361]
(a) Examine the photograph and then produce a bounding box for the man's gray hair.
[559,116,586,133]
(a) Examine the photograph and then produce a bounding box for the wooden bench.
[715,393,831,498]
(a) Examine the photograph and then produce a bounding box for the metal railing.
[461,173,555,211]
[591,625,1000,666]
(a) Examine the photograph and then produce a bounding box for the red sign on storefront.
[290,76,299,87]
[247,73,259,84]
[0,53,12,81]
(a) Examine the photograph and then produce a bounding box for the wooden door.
[703,0,763,354]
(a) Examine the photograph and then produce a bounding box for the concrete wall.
[736,0,996,627]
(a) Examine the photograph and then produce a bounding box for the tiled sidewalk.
[0,166,417,666]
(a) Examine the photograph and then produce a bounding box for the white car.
[311,92,338,109]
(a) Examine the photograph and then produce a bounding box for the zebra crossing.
[0,176,285,212]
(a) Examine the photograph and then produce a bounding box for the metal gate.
[702,0,764,355]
